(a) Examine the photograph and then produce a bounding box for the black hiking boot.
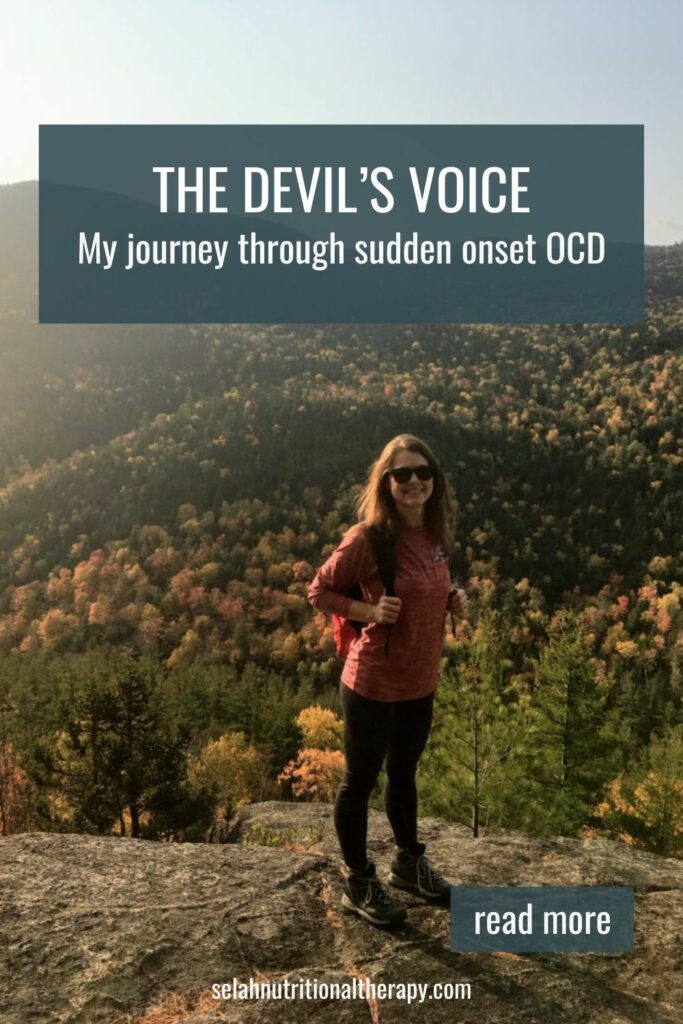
[341,861,407,928]
[388,842,451,905]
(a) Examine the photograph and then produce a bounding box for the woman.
[308,433,467,928]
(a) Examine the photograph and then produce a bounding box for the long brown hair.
[356,434,455,552]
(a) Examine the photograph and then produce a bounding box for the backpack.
[332,524,396,659]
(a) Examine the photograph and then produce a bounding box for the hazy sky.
[2,0,681,243]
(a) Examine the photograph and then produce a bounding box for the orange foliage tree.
[0,741,33,835]
[278,705,344,802]
[595,723,683,857]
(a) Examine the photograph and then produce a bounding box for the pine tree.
[596,723,683,856]
[35,655,199,838]
[421,612,529,836]
[520,610,618,836]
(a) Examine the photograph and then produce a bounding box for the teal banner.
[451,886,634,953]
[40,125,643,324]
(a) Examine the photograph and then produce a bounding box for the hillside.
[1,186,681,606]
[1,802,681,1024]
[0,180,681,856]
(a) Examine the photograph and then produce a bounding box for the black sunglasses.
[386,465,435,484]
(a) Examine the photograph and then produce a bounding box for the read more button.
[450,886,634,953]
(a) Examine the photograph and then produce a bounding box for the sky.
[2,0,681,243]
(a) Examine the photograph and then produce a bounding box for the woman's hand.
[372,594,402,624]
[447,588,468,616]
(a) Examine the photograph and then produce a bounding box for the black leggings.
[334,683,435,871]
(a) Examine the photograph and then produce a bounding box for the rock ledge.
[1,802,681,1024]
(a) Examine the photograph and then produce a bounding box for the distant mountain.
[0,180,37,312]
[2,179,683,313]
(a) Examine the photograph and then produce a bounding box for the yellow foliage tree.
[295,705,343,750]
[187,732,270,819]
[278,705,345,802]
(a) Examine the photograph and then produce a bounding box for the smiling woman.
[308,433,467,928]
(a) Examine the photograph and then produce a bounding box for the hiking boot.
[341,861,407,928]
[388,842,451,904]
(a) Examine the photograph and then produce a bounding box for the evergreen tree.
[597,723,683,856]
[30,658,119,834]
[520,610,617,836]
[421,612,529,836]
[32,655,201,838]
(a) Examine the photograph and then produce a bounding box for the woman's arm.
[307,525,374,617]
[307,525,401,623]
[345,598,376,622]
[347,595,402,624]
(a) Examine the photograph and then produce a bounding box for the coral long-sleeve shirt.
[308,522,451,701]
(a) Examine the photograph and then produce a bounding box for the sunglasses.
[386,465,435,484]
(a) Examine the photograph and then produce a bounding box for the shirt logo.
[434,545,447,563]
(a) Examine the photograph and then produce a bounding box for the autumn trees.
[0,243,681,851]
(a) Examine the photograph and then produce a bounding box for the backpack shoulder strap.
[365,523,396,597]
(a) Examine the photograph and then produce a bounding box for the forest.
[0,183,681,856]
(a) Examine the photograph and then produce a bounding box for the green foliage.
[597,723,683,857]
[518,611,619,837]
[26,653,207,839]
[421,612,529,835]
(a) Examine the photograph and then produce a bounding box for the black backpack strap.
[366,524,396,654]
[367,525,395,594]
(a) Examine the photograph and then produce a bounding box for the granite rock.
[1,801,681,1024]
